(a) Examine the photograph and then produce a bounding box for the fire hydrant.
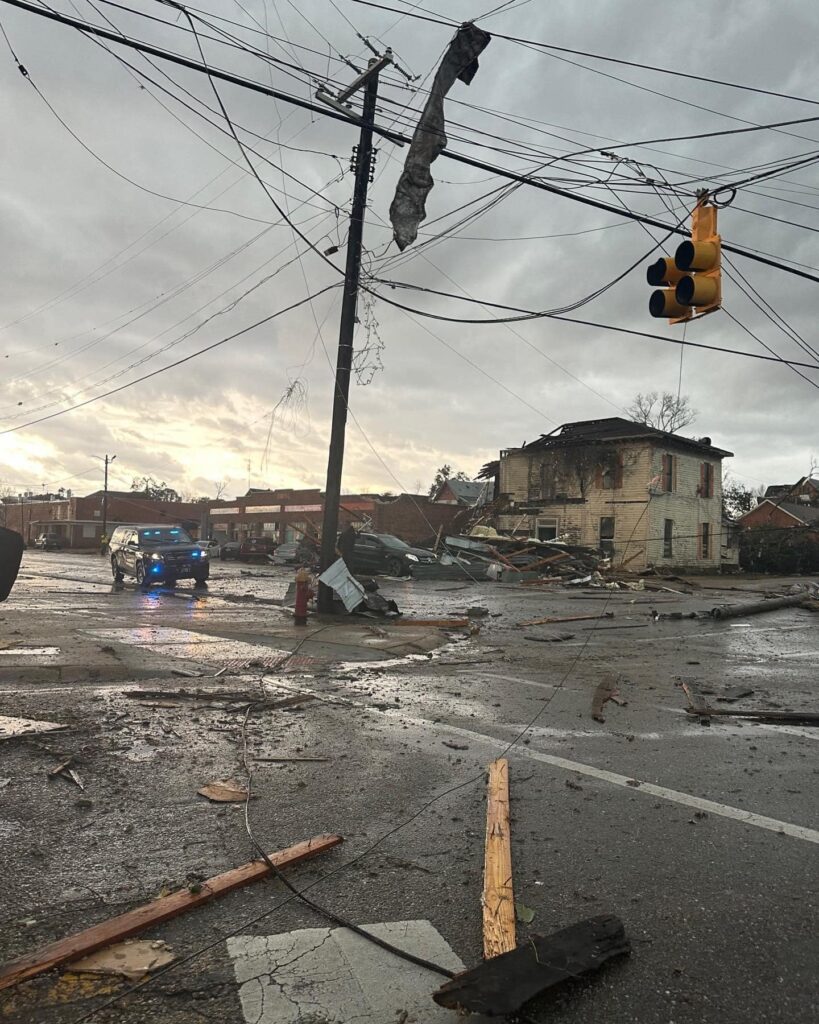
[294,566,313,626]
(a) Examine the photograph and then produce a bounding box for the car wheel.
[111,557,124,582]
[135,561,148,586]
[193,574,209,587]
[165,576,177,589]
[386,556,405,577]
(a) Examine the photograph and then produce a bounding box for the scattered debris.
[682,683,711,727]
[198,780,249,803]
[170,668,202,678]
[122,690,316,713]
[581,623,650,630]
[443,741,469,751]
[592,682,624,723]
[523,632,575,643]
[0,715,67,740]
[254,756,330,763]
[718,687,755,703]
[518,612,613,627]
[47,758,84,791]
[515,902,535,925]
[69,939,175,980]
[685,707,819,726]
[0,833,343,991]
[433,915,631,1016]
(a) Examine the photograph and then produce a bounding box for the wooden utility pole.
[317,60,385,612]
[94,453,116,539]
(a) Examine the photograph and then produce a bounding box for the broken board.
[433,914,631,1016]
[483,759,516,959]
[0,834,342,990]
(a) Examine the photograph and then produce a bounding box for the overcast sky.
[1,0,817,502]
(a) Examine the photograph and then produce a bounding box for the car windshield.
[138,527,192,546]
[376,534,411,550]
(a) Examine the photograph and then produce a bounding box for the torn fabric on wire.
[389,24,491,251]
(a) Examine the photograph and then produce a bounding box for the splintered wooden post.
[483,758,516,959]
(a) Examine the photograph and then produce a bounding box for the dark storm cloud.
[0,0,816,501]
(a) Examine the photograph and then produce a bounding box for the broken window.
[598,452,623,490]
[701,522,711,558]
[663,519,673,558]
[661,453,674,492]
[599,516,615,557]
[539,463,556,500]
[537,518,558,541]
[700,462,714,498]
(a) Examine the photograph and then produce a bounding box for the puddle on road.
[0,647,60,656]
[86,627,292,667]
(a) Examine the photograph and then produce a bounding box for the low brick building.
[2,491,206,548]
[208,489,468,547]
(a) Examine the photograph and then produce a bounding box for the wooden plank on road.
[482,758,516,959]
[0,833,343,991]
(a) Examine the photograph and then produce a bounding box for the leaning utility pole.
[317,57,389,612]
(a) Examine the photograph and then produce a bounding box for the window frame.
[661,453,674,493]
[663,519,673,558]
[700,522,711,559]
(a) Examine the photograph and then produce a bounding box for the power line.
[0,286,338,434]
[5,0,819,289]
[367,279,819,371]
[349,0,819,110]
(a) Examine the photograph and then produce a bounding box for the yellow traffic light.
[647,257,691,321]
[647,196,721,323]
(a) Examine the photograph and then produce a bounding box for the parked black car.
[349,533,438,577]
[109,524,209,587]
[219,540,242,560]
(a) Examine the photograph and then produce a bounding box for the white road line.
[268,679,819,847]
[388,713,819,845]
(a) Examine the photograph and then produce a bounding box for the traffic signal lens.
[646,257,683,286]
[675,275,719,306]
[675,240,718,272]
[649,289,689,319]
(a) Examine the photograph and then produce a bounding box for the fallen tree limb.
[433,914,630,1016]
[0,834,343,991]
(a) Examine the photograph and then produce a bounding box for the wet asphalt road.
[0,551,817,1024]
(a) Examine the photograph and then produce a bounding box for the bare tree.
[214,479,230,500]
[627,391,696,433]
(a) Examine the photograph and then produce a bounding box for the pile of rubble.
[441,530,602,582]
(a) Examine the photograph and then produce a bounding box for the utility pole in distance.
[93,453,116,540]
[317,56,390,612]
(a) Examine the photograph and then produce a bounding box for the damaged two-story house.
[485,417,733,571]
